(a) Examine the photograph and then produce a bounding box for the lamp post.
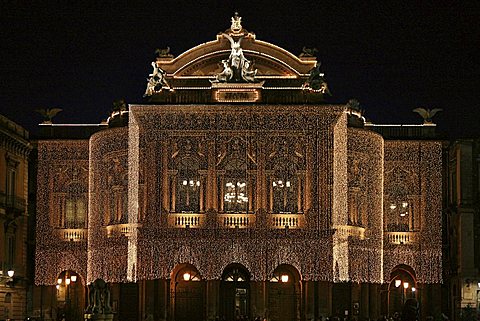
[57,272,78,321]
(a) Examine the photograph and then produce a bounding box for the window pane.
[66,200,75,227]
[224,180,248,213]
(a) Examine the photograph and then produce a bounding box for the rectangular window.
[6,169,16,205]
[7,235,15,266]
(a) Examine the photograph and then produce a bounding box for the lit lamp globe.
[7,270,14,278]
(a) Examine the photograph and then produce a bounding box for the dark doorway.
[221,264,251,321]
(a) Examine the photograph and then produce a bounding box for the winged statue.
[413,108,443,124]
[35,108,63,123]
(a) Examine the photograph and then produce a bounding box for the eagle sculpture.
[35,108,63,123]
[413,108,442,124]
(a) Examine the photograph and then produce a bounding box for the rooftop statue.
[144,62,171,96]
[299,47,318,57]
[211,14,257,83]
[212,33,257,83]
[304,63,330,94]
[155,47,174,58]
[413,107,442,124]
[35,108,63,124]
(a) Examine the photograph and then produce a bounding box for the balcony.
[0,193,26,212]
[385,231,418,244]
[270,214,305,229]
[218,213,255,228]
[106,223,142,237]
[56,228,87,241]
[334,225,366,239]
[168,213,205,228]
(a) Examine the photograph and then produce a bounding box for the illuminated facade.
[33,16,444,321]
[0,115,31,320]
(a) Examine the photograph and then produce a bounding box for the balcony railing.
[270,214,305,229]
[168,213,204,228]
[0,193,26,212]
[218,213,255,228]
[385,231,418,244]
[106,223,142,237]
[334,225,366,239]
[56,228,88,241]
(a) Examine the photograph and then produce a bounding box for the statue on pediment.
[304,63,330,94]
[155,47,174,58]
[299,47,318,57]
[211,33,257,83]
[144,62,171,96]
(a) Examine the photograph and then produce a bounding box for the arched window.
[176,158,202,213]
[170,138,206,213]
[63,182,87,228]
[267,139,305,214]
[217,137,256,214]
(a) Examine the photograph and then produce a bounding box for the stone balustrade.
[334,225,366,239]
[168,213,204,228]
[385,231,417,244]
[57,228,87,241]
[270,214,304,229]
[106,223,142,237]
[218,213,255,228]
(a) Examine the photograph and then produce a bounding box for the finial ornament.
[231,12,242,33]
[413,108,442,124]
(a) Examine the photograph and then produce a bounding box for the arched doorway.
[268,264,301,321]
[220,264,251,321]
[56,270,85,321]
[172,264,205,321]
[386,265,417,317]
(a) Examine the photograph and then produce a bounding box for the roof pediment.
[143,14,329,104]
[158,34,317,78]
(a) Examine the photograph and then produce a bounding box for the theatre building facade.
[33,16,443,321]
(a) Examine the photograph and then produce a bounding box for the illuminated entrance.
[268,265,300,321]
[221,264,251,321]
[172,264,205,321]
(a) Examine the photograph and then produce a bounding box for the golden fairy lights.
[35,105,443,286]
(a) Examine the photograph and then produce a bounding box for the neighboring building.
[0,115,31,320]
[445,140,480,320]
[32,16,444,321]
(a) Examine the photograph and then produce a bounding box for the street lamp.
[57,271,78,321]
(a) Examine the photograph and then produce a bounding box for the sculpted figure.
[212,33,257,83]
[144,62,170,96]
[213,60,233,82]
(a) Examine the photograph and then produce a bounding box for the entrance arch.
[171,264,205,321]
[268,264,301,321]
[220,263,251,321]
[385,265,417,316]
[55,270,85,321]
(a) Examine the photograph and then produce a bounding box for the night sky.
[1,2,478,138]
